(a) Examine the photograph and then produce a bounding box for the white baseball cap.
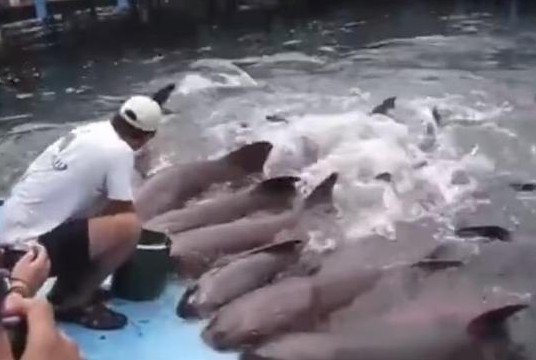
[119,95,163,132]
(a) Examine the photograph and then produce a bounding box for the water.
[2,0,536,356]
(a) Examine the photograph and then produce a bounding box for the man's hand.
[1,294,82,360]
[11,244,50,297]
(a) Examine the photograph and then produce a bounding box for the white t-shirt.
[0,120,135,246]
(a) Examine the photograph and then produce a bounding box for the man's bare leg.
[52,212,140,310]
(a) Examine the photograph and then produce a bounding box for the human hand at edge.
[11,244,50,297]
[1,294,81,360]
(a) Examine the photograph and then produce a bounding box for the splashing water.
[151,49,509,242]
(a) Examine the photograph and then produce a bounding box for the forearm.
[100,200,136,216]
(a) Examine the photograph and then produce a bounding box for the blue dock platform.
[60,280,237,360]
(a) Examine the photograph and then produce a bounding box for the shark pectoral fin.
[509,182,536,192]
[374,172,392,182]
[455,226,511,242]
[250,239,304,256]
[467,304,528,340]
[176,283,201,319]
[432,106,442,127]
[411,259,464,272]
[162,107,174,115]
[304,173,338,209]
[371,96,397,115]
[152,83,176,106]
[224,141,274,173]
[257,176,301,194]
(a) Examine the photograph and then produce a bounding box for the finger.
[2,293,27,316]
[15,249,34,266]
[21,299,58,345]
[0,327,15,360]
[58,331,77,349]
[30,244,48,265]
[59,332,82,360]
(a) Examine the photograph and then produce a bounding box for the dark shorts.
[2,219,91,283]
[38,219,91,279]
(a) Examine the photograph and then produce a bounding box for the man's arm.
[101,200,135,216]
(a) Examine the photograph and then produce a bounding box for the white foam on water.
[231,52,326,68]
[409,93,512,124]
[0,114,33,123]
[177,59,259,96]
[198,83,509,241]
[177,72,258,95]
[5,122,67,135]
[178,74,221,95]
[140,50,519,246]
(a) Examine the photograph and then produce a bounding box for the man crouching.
[0,95,164,330]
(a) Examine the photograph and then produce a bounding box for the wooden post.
[33,0,48,20]
[88,0,97,19]
[138,0,150,23]
[117,0,129,9]
[224,0,237,18]
[509,0,518,25]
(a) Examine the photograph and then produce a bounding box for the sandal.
[92,288,114,303]
[54,302,128,330]
[49,287,114,307]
